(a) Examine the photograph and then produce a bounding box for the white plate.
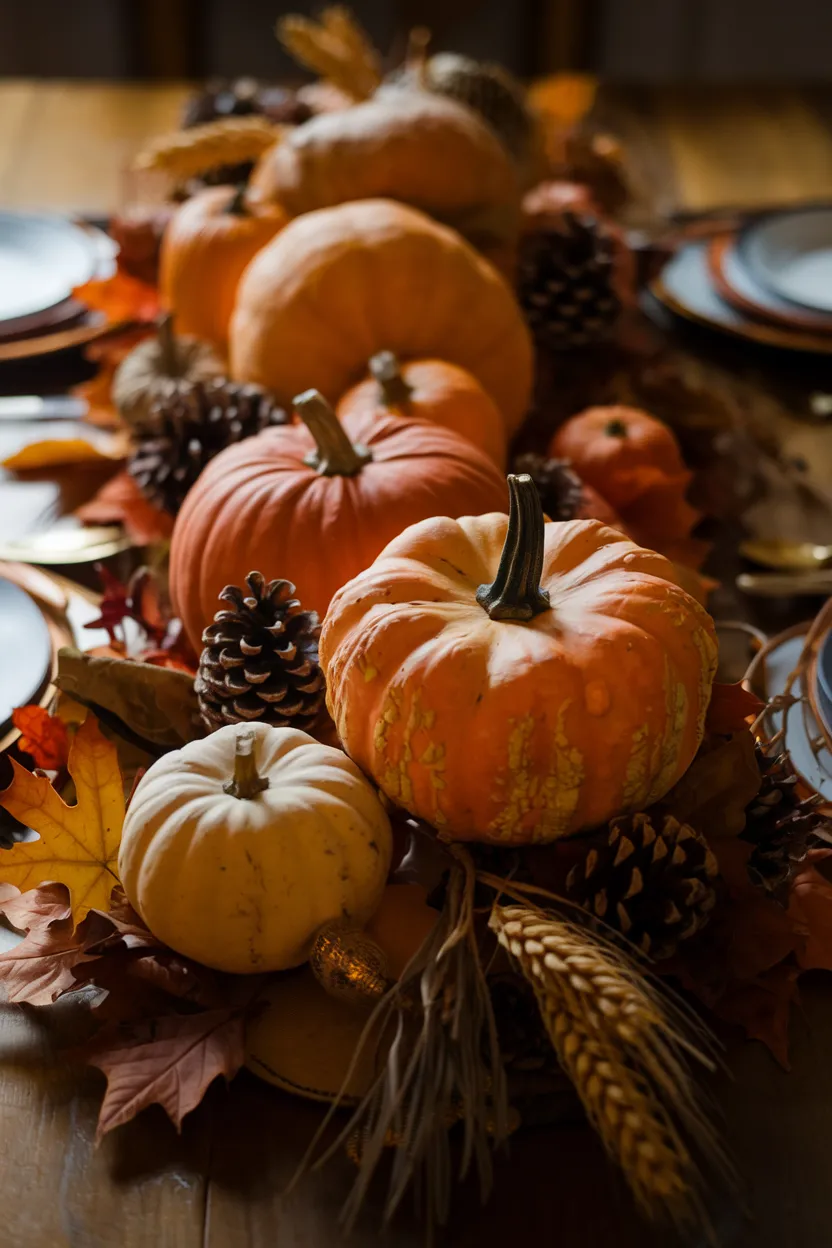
[0,212,104,326]
[0,578,52,735]
[739,207,832,314]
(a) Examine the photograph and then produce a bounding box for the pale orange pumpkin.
[170,390,508,649]
[338,353,507,469]
[321,473,717,844]
[229,199,533,435]
[160,184,287,348]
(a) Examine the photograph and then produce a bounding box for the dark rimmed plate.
[708,234,832,334]
[0,578,52,736]
[0,212,105,332]
[738,206,832,315]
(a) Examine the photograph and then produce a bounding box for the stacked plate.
[650,205,832,355]
[0,211,115,362]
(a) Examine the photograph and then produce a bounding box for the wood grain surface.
[2,80,832,1247]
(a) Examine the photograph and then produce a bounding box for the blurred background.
[1,0,831,81]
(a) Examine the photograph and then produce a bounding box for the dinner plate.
[0,212,105,331]
[0,578,52,737]
[650,241,832,355]
[738,206,832,314]
[708,234,832,335]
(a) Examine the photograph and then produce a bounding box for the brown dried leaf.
[711,963,799,1070]
[76,470,174,547]
[0,884,115,1005]
[788,849,832,972]
[705,682,765,736]
[660,730,761,838]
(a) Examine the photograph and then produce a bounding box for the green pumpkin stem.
[224,728,270,800]
[605,418,628,438]
[156,312,180,377]
[476,474,551,622]
[226,183,249,216]
[294,389,373,477]
[370,350,414,408]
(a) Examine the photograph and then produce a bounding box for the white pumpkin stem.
[294,389,373,477]
[224,728,270,800]
[369,351,413,409]
[476,474,551,621]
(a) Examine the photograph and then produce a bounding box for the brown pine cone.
[743,745,827,891]
[128,379,287,516]
[566,812,718,960]
[196,573,325,733]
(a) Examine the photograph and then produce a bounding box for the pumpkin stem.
[605,418,628,438]
[294,389,373,477]
[406,26,431,86]
[156,312,180,377]
[224,728,270,800]
[476,474,551,622]
[226,183,249,216]
[369,351,413,409]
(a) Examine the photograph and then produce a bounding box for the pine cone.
[743,745,827,890]
[518,211,621,351]
[196,573,325,732]
[513,453,584,520]
[129,379,287,516]
[180,79,310,187]
[566,813,718,960]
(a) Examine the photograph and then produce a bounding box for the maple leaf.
[0,883,115,1005]
[76,470,174,546]
[2,431,129,472]
[87,1010,246,1139]
[85,565,168,646]
[12,707,69,771]
[705,682,765,736]
[73,272,160,326]
[0,716,124,925]
[787,849,832,972]
[660,730,762,838]
[711,963,800,1070]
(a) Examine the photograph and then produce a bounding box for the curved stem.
[406,25,431,85]
[226,183,249,216]
[294,389,373,477]
[156,312,179,377]
[476,474,551,621]
[223,728,270,800]
[369,351,413,409]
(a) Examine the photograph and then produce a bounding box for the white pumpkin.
[118,723,392,974]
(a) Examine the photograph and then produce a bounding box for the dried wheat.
[133,117,282,180]
[276,10,381,101]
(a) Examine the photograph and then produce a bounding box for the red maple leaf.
[74,272,160,326]
[76,471,174,547]
[11,706,70,770]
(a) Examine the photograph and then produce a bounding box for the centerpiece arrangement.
[3,8,832,1242]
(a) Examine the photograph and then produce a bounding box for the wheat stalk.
[489,903,722,1228]
[276,8,381,101]
[133,117,282,180]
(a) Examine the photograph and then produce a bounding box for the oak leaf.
[705,682,765,736]
[0,716,124,925]
[87,1010,246,1139]
[12,706,70,771]
[76,470,174,546]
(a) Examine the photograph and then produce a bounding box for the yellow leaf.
[0,716,124,925]
[2,432,130,472]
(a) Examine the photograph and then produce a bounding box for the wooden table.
[2,80,832,1248]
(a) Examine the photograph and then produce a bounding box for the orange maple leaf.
[74,272,160,326]
[76,470,175,546]
[12,706,70,770]
[0,716,124,926]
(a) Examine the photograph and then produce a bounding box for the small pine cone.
[129,379,287,516]
[196,573,325,732]
[566,813,719,960]
[512,452,585,520]
[518,211,621,351]
[743,745,826,890]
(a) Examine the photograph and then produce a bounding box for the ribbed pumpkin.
[548,406,689,511]
[248,92,521,252]
[321,474,718,844]
[229,199,533,435]
[160,184,287,348]
[119,723,392,974]
[338,352,507,469]
[170,390,508,650]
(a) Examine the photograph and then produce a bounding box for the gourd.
[248,92,521,253]
[159,184,287,349]
[169,389,508,649]
[548,405,690,511]
[338,352,507,468]
[321,473,718,844]
[111,314,225,428]
[118,723,392,974]
[229,198,533,435]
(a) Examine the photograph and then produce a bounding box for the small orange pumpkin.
[170,390,507,649]
[160,184,287,349]
[548,405,688,511]
[338,352,507,469]
[321,473,717,844]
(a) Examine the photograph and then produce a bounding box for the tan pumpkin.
[321,473,718,844]
[169,389,508,649]
[229,199,533,435]
[248,92,521,252]
[338,352,507,468]
[111,314,225,429]
[159,184,287,348]
[118,723,392,974]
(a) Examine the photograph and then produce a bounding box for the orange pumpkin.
[160,185,287,348]
[338,353,507,469]
[548,406,688,510]
[170,390,508,649]
[248,92,521,253]
[229,199,533,435]
[321,473,717,844]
